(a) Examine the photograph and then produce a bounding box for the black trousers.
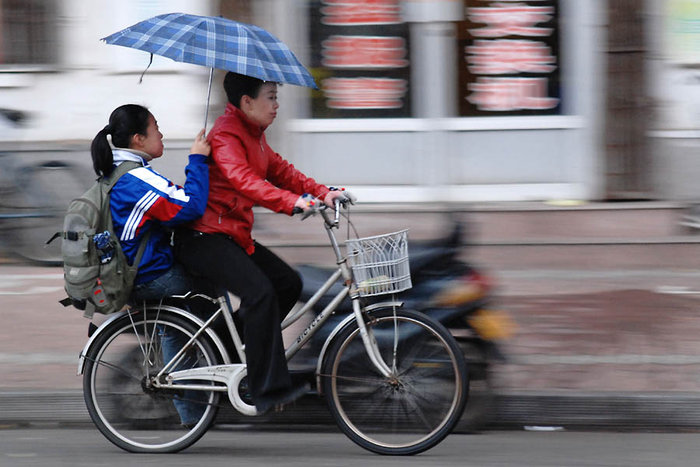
[174,229,302,400]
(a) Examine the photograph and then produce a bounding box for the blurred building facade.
[0,0,698,203]
[648,0,700,200]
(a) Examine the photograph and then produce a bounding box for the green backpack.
[58,161,149,318]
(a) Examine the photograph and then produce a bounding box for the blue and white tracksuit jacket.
[110,149,209,285]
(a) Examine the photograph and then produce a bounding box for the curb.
[3,390,700,431]
[490,391,700,430]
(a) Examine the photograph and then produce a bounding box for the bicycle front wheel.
[83,310,221,453]
[322,308,468,455]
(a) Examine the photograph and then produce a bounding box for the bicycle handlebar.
[291,193,354,227]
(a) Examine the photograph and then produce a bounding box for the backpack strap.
[101,160,152,269]
[131,229,152,269]
[103,160,142,191]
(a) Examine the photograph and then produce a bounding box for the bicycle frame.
[79,201,400,416]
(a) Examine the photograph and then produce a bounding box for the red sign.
[468,77,559,111]
[467,39,556,74]
[323,77,407,109]
[468,3,555,38]
[320,0,403,25]
[322,36,408,68]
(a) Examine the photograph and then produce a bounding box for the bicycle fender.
[314,300,403,394]
[77,305,231,375]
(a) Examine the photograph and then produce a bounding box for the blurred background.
[2,0,700,431]
[2,0,698,201]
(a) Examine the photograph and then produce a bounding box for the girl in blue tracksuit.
[90,103,210,302]
[90,104,210,427]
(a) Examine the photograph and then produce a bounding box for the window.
[309,0,412,118]
[0,0,57,65]
[457,0,562,116]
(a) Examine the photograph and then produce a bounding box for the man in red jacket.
[176,72,346,414]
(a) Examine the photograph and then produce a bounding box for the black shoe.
[289,369,314,387]
[255,382,309,414]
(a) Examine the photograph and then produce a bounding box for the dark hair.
[90,104,151,176]
[224,72,266,108]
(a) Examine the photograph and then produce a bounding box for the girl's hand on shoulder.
[191,129,211,157]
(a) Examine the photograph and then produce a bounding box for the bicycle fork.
[321,215,397,380]
[351,298,395,378]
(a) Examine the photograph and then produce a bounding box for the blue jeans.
[131,262,195,303]
[158,326,207,425]
[131,263,207,425]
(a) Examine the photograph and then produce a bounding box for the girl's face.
[131,114,164,158]
[242,83,279,128]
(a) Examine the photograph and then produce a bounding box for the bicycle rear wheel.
[83,310,221,453]
[321,308,468,455]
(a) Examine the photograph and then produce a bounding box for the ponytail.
[90,125,114,177]
[90,104,151,177]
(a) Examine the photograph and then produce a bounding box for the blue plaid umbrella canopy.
[102,12,317,89]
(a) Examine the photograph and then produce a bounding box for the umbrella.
[102,12,318,129]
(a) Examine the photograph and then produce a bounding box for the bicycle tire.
[321,308,469,455]
[83,309,221,453]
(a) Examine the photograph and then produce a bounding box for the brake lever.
[301,208,317,220]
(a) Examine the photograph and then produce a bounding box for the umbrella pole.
[204,67,214,133]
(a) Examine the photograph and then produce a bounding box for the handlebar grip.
[293,206,318,220]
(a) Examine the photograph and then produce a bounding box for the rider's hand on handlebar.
[292,190,356,218]
[323,189,355,207]
[294,193,319,213]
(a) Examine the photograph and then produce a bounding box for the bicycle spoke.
[83,355,142,383]
[391,306,399,373]
[397,388,440,431]
[144,307,163,368]
[127,310,150,369]
[320,372,384,385]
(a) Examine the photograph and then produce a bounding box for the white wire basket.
[346,229,412,297]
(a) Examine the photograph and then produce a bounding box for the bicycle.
[78,199,469,455]
[0,151,90,264]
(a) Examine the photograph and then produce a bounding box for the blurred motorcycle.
[294,219,514,431]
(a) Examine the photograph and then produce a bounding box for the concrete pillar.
[403,0,463,118]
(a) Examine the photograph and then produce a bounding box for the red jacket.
[190,103,330,254]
